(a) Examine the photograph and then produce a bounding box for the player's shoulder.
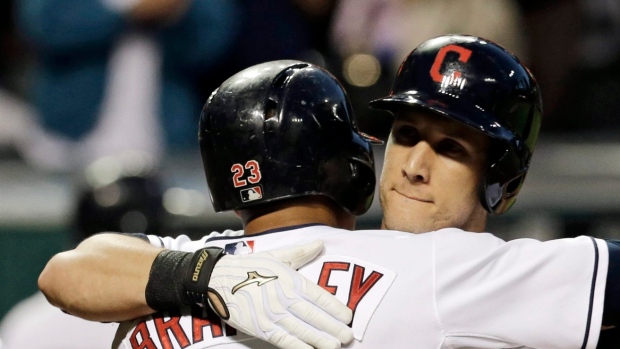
[292,225,417,240]
[291,225,478,243]
[355,227,499,242]
[146,229,244,250]
[355,227,509,254]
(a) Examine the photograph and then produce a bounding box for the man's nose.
[401,141,433,183]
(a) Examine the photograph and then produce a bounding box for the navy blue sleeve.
[597,327,620,348]
[604,240,620,326]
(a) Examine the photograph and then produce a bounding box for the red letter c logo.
[429,45,472,83]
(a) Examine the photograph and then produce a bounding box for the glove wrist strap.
[183,247,225,308]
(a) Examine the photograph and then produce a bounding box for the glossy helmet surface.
[199,60,377,214]
[370,35,542,214]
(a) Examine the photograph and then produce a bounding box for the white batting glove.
[206,240,354,349]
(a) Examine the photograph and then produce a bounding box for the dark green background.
[0,227,70,321]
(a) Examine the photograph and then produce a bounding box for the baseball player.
[40,50,619,348]
[111,57,614,348]
[372,34,541,235]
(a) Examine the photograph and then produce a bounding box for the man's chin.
[381,217,438,235]
[380,202,440,234]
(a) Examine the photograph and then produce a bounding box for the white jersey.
[114,225,608,349]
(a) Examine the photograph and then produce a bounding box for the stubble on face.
[378,110,490,234]
[379,180,487,234]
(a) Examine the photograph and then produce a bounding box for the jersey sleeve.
[145,229,244,251]
[433,230,608,349]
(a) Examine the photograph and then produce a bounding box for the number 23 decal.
[231,160,262,188]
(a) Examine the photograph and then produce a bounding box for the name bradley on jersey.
[126,256,395,348]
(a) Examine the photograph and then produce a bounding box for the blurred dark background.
[2,0,620,327]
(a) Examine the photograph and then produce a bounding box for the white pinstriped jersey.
[114,225,608,349]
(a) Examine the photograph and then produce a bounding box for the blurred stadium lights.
[342,53,382,87]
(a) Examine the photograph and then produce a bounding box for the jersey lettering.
[318,262,383,316]
[309,256,396,341]
[348,265,383,315]
[154,311,191,349]
[130,322,157,349]
[318,262,350,294]
[128,309,241,348]
[127,255,396,346]
[430,44,473,83]
[191,308,224,342]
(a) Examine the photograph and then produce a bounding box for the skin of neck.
[236,196,356,235]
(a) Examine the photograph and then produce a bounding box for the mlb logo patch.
[225,241,254,255]
[240,185,263,202]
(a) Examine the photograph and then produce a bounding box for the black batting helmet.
[370,35,542,214]
[199,60,377,215]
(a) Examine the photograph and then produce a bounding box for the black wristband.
[145,247,225,311]
[145,250,193,311]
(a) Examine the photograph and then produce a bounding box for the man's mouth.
[394,189,432,203]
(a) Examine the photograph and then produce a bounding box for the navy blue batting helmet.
[370,35,542,214]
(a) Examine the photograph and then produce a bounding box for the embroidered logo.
[240,186,263,202]
[429,44,473,83]
[224,241,254,255]
[231,271,278,294]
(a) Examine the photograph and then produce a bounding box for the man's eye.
[393,125,419,146]
[438,140,466,157]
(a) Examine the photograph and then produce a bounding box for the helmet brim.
[369,92,517,143]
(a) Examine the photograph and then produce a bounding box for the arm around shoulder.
[38,233,164,322]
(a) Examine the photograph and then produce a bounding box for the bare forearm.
[38,233,163,322]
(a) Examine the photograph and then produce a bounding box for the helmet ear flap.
[480,151,528,214]
[348,158,377,213]
[480,174,524,214]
